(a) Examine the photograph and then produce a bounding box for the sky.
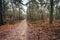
[22,0,28,14]
[22,0,28,4]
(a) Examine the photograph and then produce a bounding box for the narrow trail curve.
[0,19,28,40]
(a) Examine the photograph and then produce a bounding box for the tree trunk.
[2,0,6,17]
[19,8,20,20]
[49,0,54,24]
[12,3,15,21]
[0,0,4,25]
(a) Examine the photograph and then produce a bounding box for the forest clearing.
[0,0,60,40]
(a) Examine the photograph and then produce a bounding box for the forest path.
[0,19,28,40]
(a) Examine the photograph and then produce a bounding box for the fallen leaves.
[28,20,60,40]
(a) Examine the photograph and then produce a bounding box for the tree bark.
[12,3,15,21]
[19,8,20,20]
[49,0,54,24]
[0,0,4,25]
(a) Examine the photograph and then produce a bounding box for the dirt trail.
[0,19,28,40]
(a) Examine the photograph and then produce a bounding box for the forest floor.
[0,19,60,40]
[0,19,28,40]
[28,20,60,40]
